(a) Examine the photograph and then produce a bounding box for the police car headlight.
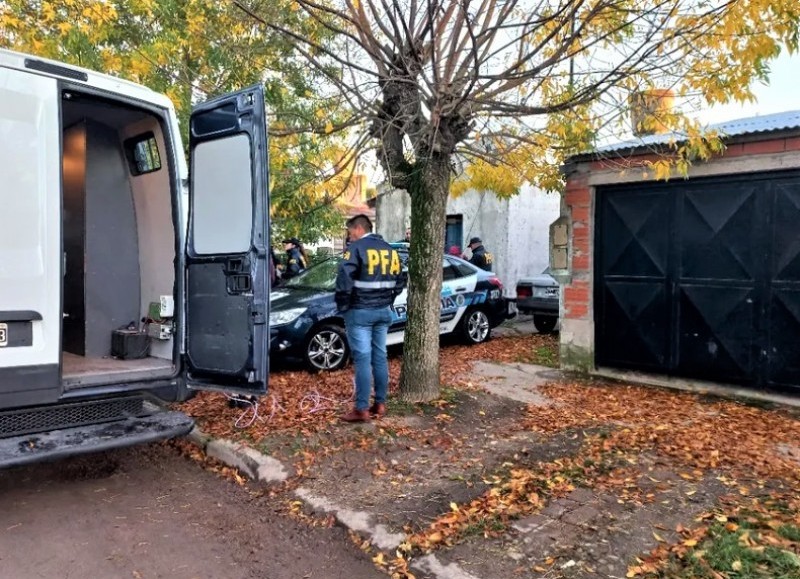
[269,308,307,326]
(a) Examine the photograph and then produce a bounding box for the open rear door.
[184,86,269,395]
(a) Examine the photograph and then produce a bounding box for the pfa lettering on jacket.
[366,249,401,275]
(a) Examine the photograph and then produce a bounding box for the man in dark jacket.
[467,237,493,271]
[282,238,307,279]
[336,214,406,422]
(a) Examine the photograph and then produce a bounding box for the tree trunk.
[399,154,451,402]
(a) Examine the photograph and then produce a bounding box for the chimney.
[630,89,675,137]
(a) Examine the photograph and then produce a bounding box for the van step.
[0,410,194,468]
[0,395,150,439]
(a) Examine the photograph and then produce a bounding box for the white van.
[0,49,271,467]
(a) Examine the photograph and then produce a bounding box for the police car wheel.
[461,309,491,344]
[305,325,350,372]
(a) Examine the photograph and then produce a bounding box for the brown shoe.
[369,403,386,418]
[340,408,371,423]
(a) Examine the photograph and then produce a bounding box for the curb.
[184,427,484,579]
[185,427,289,483]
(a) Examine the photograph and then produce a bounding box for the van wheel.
[459,309,491,345]
[304,324,349,372]
[533,315,557,334]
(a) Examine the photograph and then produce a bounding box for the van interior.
[60,90,177,388]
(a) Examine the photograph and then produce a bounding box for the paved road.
[0,444,380,579]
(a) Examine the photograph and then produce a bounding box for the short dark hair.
[346,214,373,232]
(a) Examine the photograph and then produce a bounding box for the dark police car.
[270,245,516,371]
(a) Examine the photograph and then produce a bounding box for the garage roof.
[586,109,800,157]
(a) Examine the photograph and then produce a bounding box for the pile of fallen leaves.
[523,382,800,485]
[518,381,800,577]
[407,464,578,552]
[178,335,554,442]
[406,380,800,563]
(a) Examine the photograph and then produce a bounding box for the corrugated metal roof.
[594,109,800,154]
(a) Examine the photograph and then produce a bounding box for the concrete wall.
[506,185,560,285]
[446,190,510,288]
[374,185,560,295]
[375,186,411,243]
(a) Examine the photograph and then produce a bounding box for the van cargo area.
[60,91,177,389]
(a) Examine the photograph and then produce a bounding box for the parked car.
[270,246,517,371]
[516,268,559,333]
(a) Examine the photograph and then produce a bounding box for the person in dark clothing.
[467,237,493,271]
[336,214,406,423]
[269,245,281,286]
[282,238,307,280]
[394,227,411,244]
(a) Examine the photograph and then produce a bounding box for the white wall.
[506,185,561,284]
[446,190,510,288]
[375,186,411,242]
[375,184,560,294]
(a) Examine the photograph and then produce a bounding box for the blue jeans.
[344,307,392,411]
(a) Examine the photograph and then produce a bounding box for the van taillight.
[516,285,532,298]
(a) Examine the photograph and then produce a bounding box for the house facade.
[372,185,560,294]
[556,110,800,394]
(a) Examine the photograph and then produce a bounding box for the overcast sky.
[700,50,799,125]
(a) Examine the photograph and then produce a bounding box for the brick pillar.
[560,171,594,371]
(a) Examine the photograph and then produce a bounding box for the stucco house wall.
[373,185,560,293]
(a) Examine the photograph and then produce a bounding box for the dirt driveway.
[0,444,380,579]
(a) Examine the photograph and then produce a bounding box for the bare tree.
[233,0,798,401]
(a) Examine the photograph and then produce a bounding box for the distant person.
[467,237,493,271]
[336,214,406,423]
[282,238,308,280]
[269,245,281,286]
[395,227,411,244]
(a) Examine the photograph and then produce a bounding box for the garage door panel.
[766,288,800,389]
[680,185,758,281]
[676,285,756,382]
[597,171,800,390]
[772,181,800,282]
[602,190,670,277]
[598,281,669,369]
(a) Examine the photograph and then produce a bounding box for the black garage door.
[595,170,800,392]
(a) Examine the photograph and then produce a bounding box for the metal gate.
[595,170,800,392]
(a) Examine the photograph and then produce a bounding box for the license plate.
[0,323,6,347]
[545,288,558,296]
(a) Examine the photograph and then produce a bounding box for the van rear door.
[184,86,269,395]
[0,66,62,408]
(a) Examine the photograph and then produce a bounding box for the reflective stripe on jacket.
[335,234,406,310]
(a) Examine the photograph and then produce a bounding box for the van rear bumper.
[0,410,194,469]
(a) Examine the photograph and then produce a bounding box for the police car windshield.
[283,257,341,291]
[284,250,409,292]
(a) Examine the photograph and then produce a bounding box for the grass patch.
[660,518,800,578]
[387,397,418,416]
[778,524,800,542]
[531,345,559,368]
[462,515,507,538]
